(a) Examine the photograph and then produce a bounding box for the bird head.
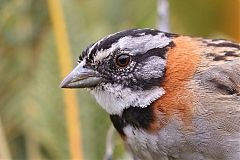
[60,29,176,115]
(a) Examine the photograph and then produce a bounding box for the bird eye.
[115,54,131,68]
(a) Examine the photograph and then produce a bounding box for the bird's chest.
[110,106,194,159]
[122,121,196,160]
[121,122,216,160]
[123,125,167,160]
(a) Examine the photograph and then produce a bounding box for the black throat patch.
[110,105,154,137]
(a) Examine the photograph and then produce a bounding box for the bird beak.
[59,63,103,88]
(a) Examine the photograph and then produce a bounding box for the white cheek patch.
[136,56,166,80]
[91,84,165,115]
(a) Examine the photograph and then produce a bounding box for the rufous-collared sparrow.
[60,29,240,160]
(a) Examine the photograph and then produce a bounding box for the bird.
[60,28,240,160]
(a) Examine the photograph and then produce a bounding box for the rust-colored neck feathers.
[151,36,203,131]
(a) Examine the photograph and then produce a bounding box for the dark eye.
[115,54,131,68]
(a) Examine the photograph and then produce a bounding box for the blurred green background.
[0,0,239,160]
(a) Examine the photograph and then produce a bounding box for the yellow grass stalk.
[47,0,84,159]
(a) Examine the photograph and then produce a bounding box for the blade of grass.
[47,0,84,159]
